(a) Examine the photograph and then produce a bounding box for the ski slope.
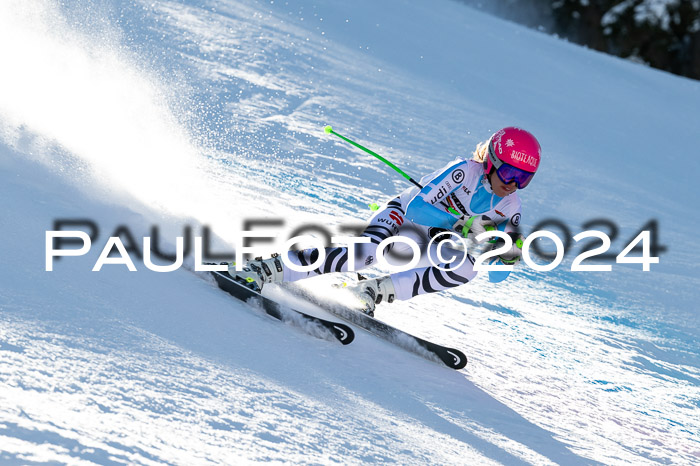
[1,0,699,464]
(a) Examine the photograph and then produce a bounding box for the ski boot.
[228,253,284,292]
[348,274,396,317]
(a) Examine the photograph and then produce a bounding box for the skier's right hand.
[453,215,496,243]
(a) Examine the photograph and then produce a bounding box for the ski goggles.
[494,163,535,189]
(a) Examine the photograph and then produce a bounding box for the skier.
[231,127,541,316]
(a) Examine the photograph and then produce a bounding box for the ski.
[285,284,467,370]
[209,269,354,345]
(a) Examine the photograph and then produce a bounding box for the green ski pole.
[323,125,461,216]
[324,125,424,190]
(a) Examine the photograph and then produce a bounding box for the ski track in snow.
[1,0,699,464]
[0,314,497,464]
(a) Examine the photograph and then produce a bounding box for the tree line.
[460,0,700,80]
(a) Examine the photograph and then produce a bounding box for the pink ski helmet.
[485,127,541,189]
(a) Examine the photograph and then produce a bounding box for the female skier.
[230,127,542,316]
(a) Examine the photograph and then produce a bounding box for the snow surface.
[1,0,699,464]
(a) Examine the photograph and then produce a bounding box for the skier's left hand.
[495,232,525,265]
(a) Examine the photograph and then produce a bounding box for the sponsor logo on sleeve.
[429,186,448,204]
[451,169,465,184]
[388,211,404,226]
[378,210,404,234]
[511,213,521,227]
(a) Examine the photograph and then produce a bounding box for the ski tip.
[334,324,355,345]
[324,125,333,134]
[446,349,468,370]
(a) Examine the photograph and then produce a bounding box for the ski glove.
[452,215,496,243]
[493,232,525,265]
